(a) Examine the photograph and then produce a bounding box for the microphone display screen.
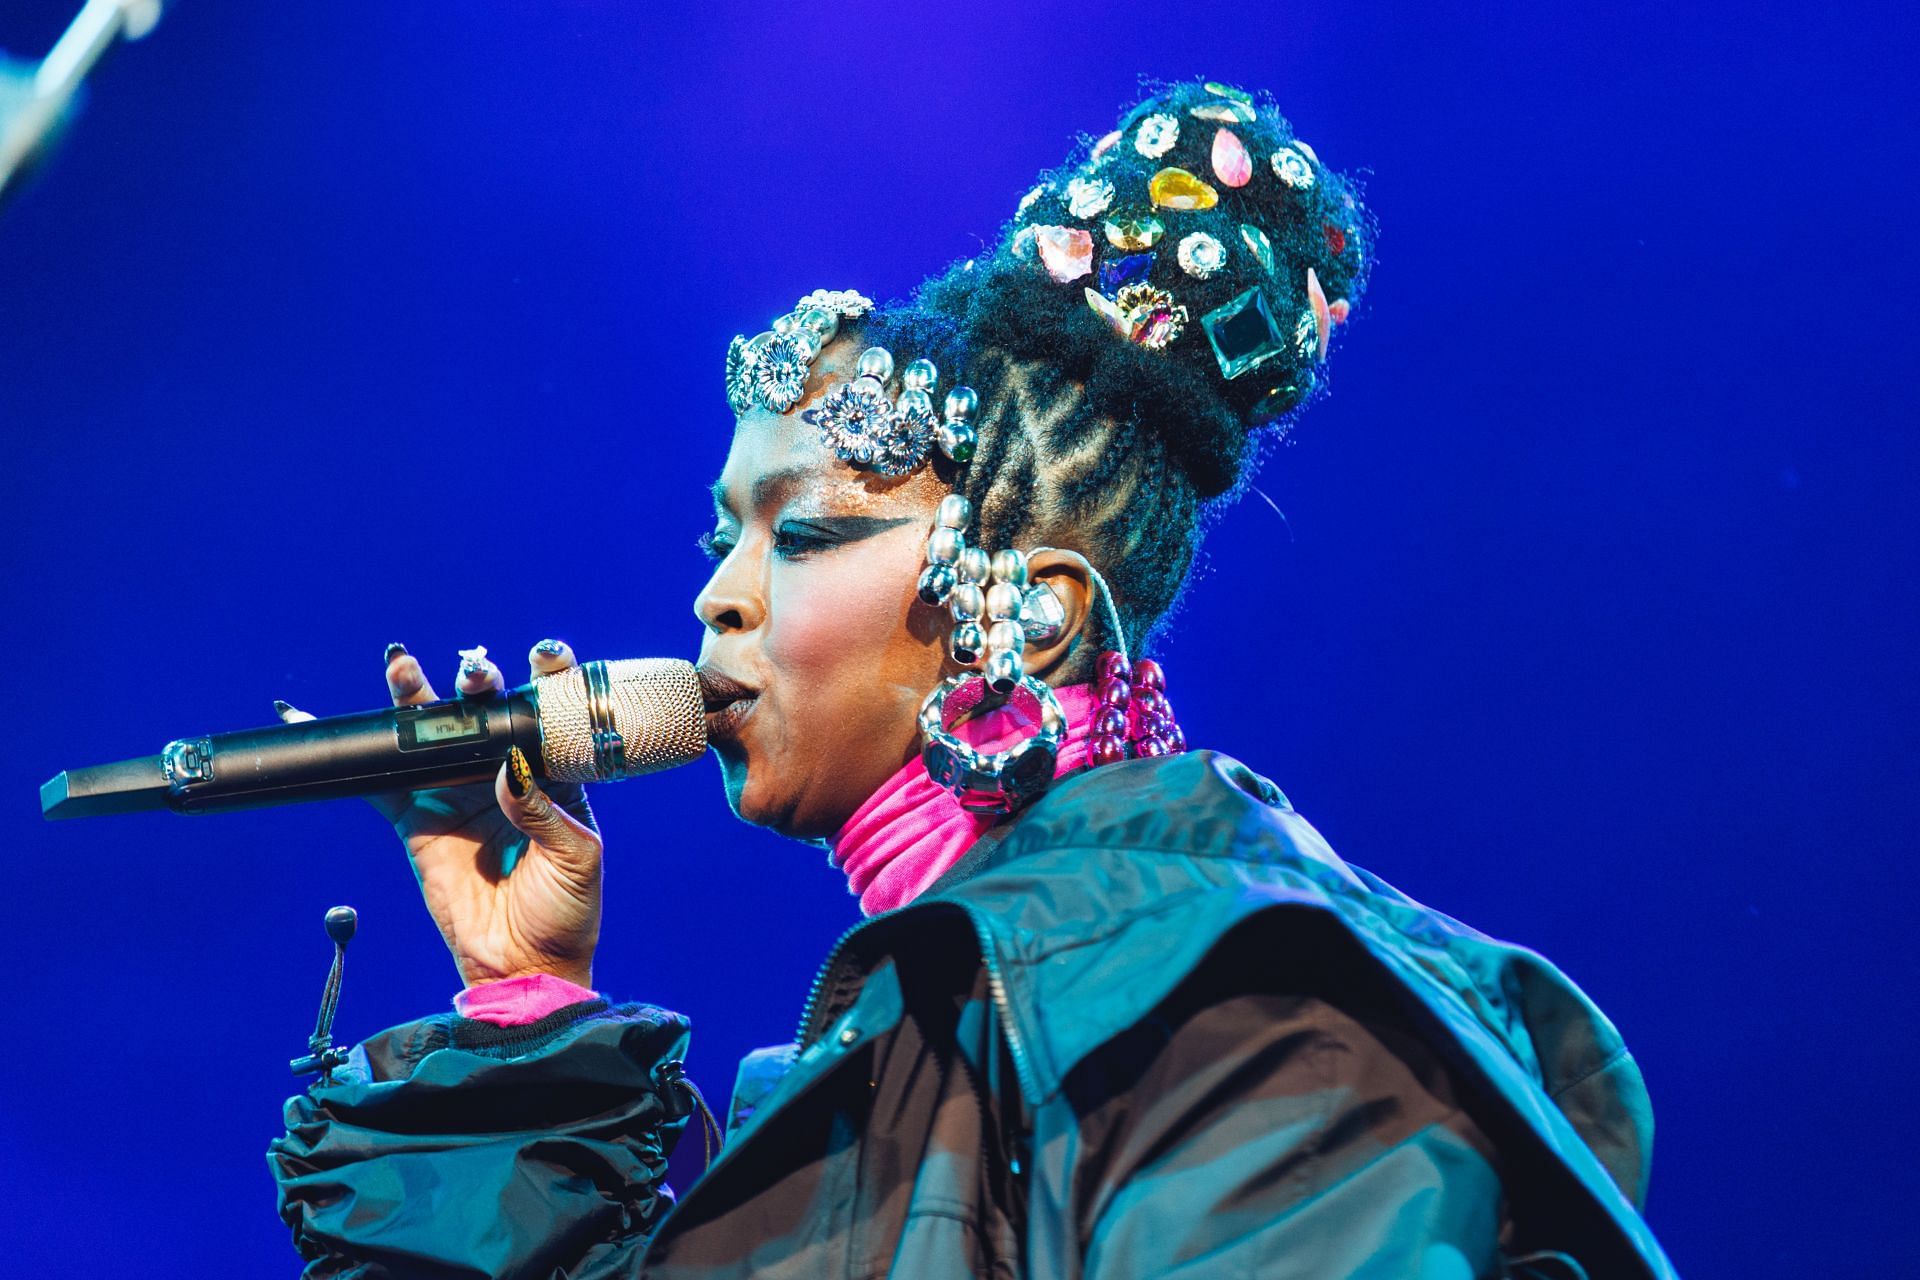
[396,704,489,750]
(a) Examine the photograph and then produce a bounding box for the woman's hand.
[284,641,605,990]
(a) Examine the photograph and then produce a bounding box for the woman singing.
[270,80,1674,1278]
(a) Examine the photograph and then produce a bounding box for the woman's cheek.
[767,553,909,680]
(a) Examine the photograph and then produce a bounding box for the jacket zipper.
[793,903,1041,1106]
[964,907,1041,1105]
[794,913,881,1047]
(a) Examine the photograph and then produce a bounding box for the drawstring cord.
[653,1058,725,1170]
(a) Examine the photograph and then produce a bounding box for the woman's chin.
[716,761,854,843]
[715,758,789,833]
[714,756,756,822]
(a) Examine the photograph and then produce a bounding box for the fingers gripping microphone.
[39,659,707,820]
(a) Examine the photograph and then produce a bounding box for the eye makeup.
[699,513,916,564]
[772,514,916,560]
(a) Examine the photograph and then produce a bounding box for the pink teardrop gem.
[1211,128,1252,188]
[1305,267,1332,362]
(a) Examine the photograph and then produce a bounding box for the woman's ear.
[1021,549,1095,683]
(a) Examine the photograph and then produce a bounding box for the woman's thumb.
[498,746,602,877]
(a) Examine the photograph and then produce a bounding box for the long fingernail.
[533,638,566,658]
[506,745,534,799]
[384,642,408,664]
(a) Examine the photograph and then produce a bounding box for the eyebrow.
[709,465,815,517]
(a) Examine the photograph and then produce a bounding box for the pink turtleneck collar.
[830,682,1099,917]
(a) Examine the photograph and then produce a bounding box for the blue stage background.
[2,2,1912,1272]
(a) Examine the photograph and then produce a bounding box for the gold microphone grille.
[534,658,707,783]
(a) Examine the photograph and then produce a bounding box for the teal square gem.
[1201,287,1287,380]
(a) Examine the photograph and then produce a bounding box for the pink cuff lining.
[453,972,599,1026]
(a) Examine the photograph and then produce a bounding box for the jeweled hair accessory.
[803,347,979,477]
[724,288,980,478]
[725,289,875,416]
[1006,79,1368,425]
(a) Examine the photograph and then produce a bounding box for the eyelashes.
[698,515,916,565]
[696,525,836,564]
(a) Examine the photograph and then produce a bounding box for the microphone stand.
[0,0,163,204]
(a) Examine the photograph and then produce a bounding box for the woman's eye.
[772,524,835,558]
[700,521,851,563]
[698,525,835,562]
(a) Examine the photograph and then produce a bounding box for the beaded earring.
[916,518,1189,814]
[1026,545,1187,769]
[914,495,1067,814]
[917,496,1061,677]
[1090,652,1186,765]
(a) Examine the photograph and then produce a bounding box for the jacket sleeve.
[1045,984,1506,1280]
[268,997,692,1280]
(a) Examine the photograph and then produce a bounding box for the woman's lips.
[696,666,758,745]
[703,694,757,743]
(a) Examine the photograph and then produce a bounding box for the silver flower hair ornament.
[725,289,875,416]
[804,347,977,476]
[725,288,981,478]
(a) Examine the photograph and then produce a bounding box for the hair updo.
[865,78,1376,656]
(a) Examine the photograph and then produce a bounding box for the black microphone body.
[45,691,542,819]
[40,658,707,820]
[210,692,539,815]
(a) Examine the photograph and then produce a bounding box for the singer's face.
[694,341,954,839]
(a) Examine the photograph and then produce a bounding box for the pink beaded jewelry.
[1089,651,1186,765]
[1006,546,1188,782]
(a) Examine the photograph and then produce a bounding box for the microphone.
[40,658,707,821]
[2,0,165,205]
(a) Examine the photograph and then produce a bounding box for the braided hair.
[869,79,1375,657]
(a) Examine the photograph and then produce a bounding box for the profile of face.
[696,336,1099,841]
[694,339,958,840]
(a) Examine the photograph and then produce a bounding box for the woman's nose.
[694,558,763,635]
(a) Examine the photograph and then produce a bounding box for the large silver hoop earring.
[917,672,1067,815]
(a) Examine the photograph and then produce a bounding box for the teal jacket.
[272,752,1676,1277]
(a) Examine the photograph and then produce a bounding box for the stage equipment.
[39,658,706,820]
[0,0,163,204]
